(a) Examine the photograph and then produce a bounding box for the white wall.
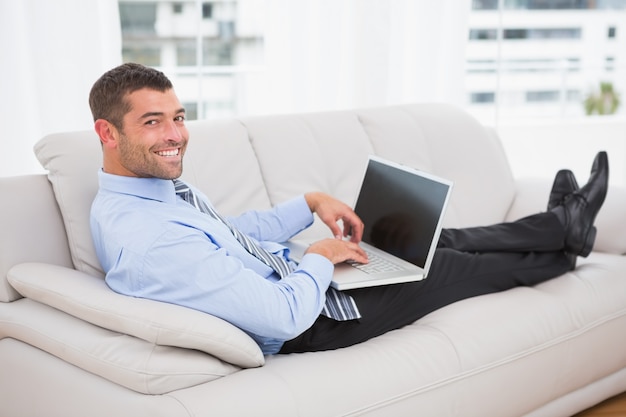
[497,116,626,186]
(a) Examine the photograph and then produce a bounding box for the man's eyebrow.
[138,108,186,119]
[139,111,164,119]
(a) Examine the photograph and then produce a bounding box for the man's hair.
[89,63,173,130]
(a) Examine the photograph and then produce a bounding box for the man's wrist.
[304,191,323,213]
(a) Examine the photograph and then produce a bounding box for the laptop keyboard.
[346,249,404,274]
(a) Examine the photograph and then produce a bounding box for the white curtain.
[0,0,121,177]
[246,0,471,115]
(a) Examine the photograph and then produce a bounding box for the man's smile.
[155,148,181,157]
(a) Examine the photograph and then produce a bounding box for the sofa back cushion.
[241,103,516,236]
[34,130,105,278]
[34,103,516,279]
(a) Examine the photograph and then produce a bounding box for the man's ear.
[94,119,119,148]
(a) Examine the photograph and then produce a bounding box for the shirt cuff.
[294,252,334,288]
[275,195,314,234]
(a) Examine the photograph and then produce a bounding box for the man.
[89,63,608,355]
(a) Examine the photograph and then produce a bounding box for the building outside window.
[118,0,626,125]
[465,0,626,123]
[118,0,264,120]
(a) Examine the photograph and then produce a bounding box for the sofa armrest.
[7,263,264,368]
[0,174,73,302]
[507,178,626,255]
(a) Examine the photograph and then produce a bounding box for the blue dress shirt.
[90,171,334,354]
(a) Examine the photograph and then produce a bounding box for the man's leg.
[441,151,608,257]
[438,211,565,253]
[280,152,608,353]
[280,247,571,353]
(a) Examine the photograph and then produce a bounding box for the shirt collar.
[98,170,178,204]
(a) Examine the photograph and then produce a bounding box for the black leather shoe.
[551,151,608,257]
[547,169,579,211]
[564,251,578,271]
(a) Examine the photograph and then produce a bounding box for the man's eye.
[175,115,186,122]
[145,120,157,125]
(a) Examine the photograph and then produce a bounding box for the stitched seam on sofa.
[334,308,626,417]
[158,393,195,417]
[399,106,435,166]
[354,114,377,155]
[235,119,273,204]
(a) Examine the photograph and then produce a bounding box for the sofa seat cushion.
[7,263,264,368]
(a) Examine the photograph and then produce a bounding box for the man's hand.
[305,238,369,265]
[304,192,364,242]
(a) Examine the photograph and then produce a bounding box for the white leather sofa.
[1,103,625,417]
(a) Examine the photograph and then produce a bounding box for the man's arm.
[104,221,333,343]
[228,192,368,265]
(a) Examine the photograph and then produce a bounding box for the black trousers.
[280,212,571,353]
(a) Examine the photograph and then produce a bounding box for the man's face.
[110,88,189,179]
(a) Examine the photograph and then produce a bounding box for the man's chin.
[150,166,183,180]
[162,162,184,180]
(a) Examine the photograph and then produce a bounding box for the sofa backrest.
[240,103,516,237]
[3,103,515,295]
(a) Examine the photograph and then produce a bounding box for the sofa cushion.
[356,104,517,228]
[0,298,241,395]
[8,263,264,368]
[33,129,104,278]
[240,104,517,233]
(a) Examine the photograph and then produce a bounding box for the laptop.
[285,155,453,290]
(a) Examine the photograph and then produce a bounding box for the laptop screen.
[354,157,452,268]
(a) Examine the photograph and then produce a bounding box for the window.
[182,102,198,120]
[176,41,196,66]
[473,0,626,10]
[202,2,213,19]
[118,0,265,120]
[472,0,498,10]
[464,1,626,123]
[470,92,496,103]
[526,90,560,102]
[506,0,587,9]
[566,57,581,72]
[469,29,498,40]
[503,28,581,39]
[467,60,497,73]
[123,44,161,66]
[119,3,156,35]
[566,89,581,101]
[608,26,616,38]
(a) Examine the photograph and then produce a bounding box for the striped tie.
[173,179,361,321]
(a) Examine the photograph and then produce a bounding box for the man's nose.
[165,120,183,140]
